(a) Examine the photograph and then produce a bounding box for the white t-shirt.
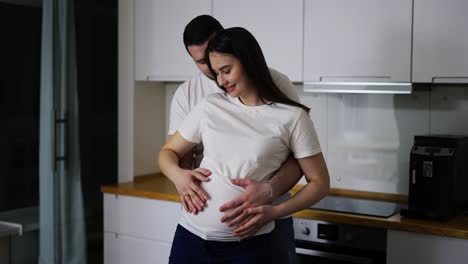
[177,93,322,241]
[168,69,300,201]
[168,68,299,135]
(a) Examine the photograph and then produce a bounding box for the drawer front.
[104,232,171,264]
[104,194,181,242]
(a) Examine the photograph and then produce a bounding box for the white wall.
[134,82,166,176]
[118,0,134,183]
[161,84,468,195]
[302,85,468,194]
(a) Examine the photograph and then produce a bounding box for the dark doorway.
[75,0,118,263]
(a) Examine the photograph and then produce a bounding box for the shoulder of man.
[268,67,300,102]
[174,72,205,95]
[203,92,227,103]
[174,73,219,102]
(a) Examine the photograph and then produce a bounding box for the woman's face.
[209,51,254,98]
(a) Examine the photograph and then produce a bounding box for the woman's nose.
[217,75,226,86]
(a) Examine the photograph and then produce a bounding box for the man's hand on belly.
[219,179,271,227]
[233,205,278,240]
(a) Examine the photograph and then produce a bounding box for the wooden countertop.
[101,173,468,240]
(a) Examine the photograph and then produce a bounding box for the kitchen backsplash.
[164,84,468,195]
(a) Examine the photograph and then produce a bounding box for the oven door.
[295,240,386,264]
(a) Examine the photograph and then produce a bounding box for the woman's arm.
[159,132,212,214]
[232,152,329,240]
[271,153,329,217]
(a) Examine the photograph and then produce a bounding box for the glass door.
[0,2,42,263]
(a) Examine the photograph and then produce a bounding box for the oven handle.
[296,247,374,264]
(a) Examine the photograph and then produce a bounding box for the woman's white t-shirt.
[178,93,322,241]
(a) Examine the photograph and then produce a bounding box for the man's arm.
[269,67,300,102]
[219,155,302,226]
[159,132,211,214]
[166,82,204,207]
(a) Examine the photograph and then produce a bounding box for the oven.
[293,219,387,264]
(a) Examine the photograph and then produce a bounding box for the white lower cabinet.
[387,230,468,264]
[105,233,172,264]
[103,194,181,264]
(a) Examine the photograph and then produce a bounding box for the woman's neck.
[238,85,264,106]
[239,94,264,106]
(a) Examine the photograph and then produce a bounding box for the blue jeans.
[169,225,273,264]
[271,217,297,264]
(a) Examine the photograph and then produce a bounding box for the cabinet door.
[104,232,172,264]
[213,0,303,82]
[104,194,181,242]
[135,0,211,81]
[413,0,468,83]
[304,0,412,82]
[387,230,468,264]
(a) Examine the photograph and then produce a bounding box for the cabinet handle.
[319,76,392,82]
[432,77,468,83]
[303,82,412,94]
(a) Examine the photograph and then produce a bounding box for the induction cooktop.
[310,195,407,218]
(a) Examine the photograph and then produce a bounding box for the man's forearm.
[158,148,182,182]
[168,134,193,169]
[268,155,302,201]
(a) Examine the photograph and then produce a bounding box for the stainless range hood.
[303,81,412,94]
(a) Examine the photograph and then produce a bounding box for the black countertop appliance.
[401,135,468,220]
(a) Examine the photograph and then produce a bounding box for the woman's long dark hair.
[205,27,310,113]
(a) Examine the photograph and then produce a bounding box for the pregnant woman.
[159,27,329,264]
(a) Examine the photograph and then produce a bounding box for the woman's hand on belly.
[172,167,212,214]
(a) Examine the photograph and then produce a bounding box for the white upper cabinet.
[413,0,468,83]
[303,0,412,83]
[213,0,303,82]
[134,0,211,81]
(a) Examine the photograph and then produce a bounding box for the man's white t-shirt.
[177,93,322,241]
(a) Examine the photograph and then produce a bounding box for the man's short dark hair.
[183,15,223,54]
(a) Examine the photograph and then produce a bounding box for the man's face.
[187,41,214,80]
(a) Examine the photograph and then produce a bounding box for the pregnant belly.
[184,175,243,236]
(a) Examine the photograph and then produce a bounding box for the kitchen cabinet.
[303,0,412,83]
[387,230,468,264]
[134,0,211,81]
[213,0,303,82]
[103,194,180,264]
[412,0,468,83]
[104,233,171,264]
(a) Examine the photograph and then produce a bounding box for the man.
[167,15,302,263]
